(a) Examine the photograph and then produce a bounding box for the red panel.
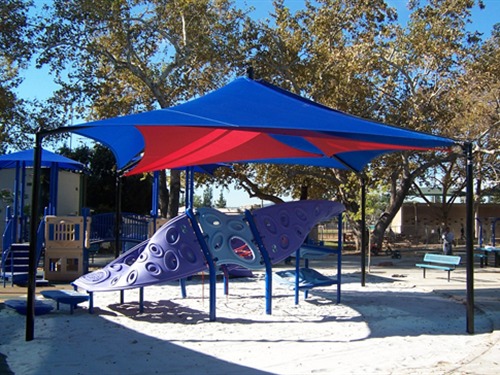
[305,136,430,155]
[127,126,321,175]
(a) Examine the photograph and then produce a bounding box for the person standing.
[442,226,454,255]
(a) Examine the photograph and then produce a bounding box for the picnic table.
[477,246,500,267]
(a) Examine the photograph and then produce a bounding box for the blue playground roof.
[69,77,456,174]
[0,148,84,171]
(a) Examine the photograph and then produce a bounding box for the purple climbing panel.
[252,200,345,264]
[72,214,207,292]
[197,208,263,270]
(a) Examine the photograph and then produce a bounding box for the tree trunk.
[159,170,169,218]
[300,181,309,200]
[370,172,414,251]
[168,169,181,219]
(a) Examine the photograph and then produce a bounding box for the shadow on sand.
[102,271,495,340]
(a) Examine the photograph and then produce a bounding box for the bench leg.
[448,271,450,282]
[423,268,426,279]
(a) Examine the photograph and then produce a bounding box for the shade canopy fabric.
[0,148,84,171]
[70,77,456,174]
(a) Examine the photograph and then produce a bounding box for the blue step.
[1,243,35,285]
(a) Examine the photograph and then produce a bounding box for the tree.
[440,22,500,219]
[214,189,227,208]
[231,0,489,250]
[35,0,250,218]
[235,0,403,246]
[201,186,213,207]
[60,144,152,214]
[0,0,34,151]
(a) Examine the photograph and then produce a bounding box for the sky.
[15,0,500,207]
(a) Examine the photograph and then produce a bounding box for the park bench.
[415,253,461,282]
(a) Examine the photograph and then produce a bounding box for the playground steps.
[2,243,30,285]
[1,243,47,286]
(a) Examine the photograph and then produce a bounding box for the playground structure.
[44,215,89,282]
[476,217,499,247]
[24,76,483,340]
[1,208,164,284]
[72,200,345,320]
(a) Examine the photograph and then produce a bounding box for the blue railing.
[2,216,14,262]
[90,212,150,244]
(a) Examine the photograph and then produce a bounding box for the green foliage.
[34,0,250,217]
[0,0,35,151]
[214,189,227,208]
[0,188,13,204]
[201,186,213,207]
[59,144,152,214]
[2,0,498,248]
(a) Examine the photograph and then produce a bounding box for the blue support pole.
[20,162,26,241]
[49,162,58,214]
[82,208,91,274]
[151,171,159,232]
[337,213,343,303]
[186,208,217,321]
[185,166,194,210]
[244,210,273,315]
[179,167,195,297]
[13,161,20,242]
[139,287,144,313]
[179,279,187,298]
[295,248,301,304]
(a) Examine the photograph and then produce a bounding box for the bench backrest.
[423,253,461,266]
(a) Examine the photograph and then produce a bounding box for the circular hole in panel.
[146,262,162,276]
[126,270,138,285]
[279,212,290,227]
[228,220,245,232]
[179,245,197,264]
[149,243,164,258]
[110,276,120,286]
[203,214,222,227]
[295,208,308,221]
[109,264,123,272]
[263,216,277,234]
[86,269,109,283]
[271,244,278,253]
[294,225,305,238]
[211,233,225,251]
[138,252,148,263]
[230,237,255,261]
[280,235,290,249]
[124,256,136,266]
[165,227,180,244]
[181,224,188,234]
[164,251,179,271]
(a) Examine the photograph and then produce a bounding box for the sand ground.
[1,249,499,374]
